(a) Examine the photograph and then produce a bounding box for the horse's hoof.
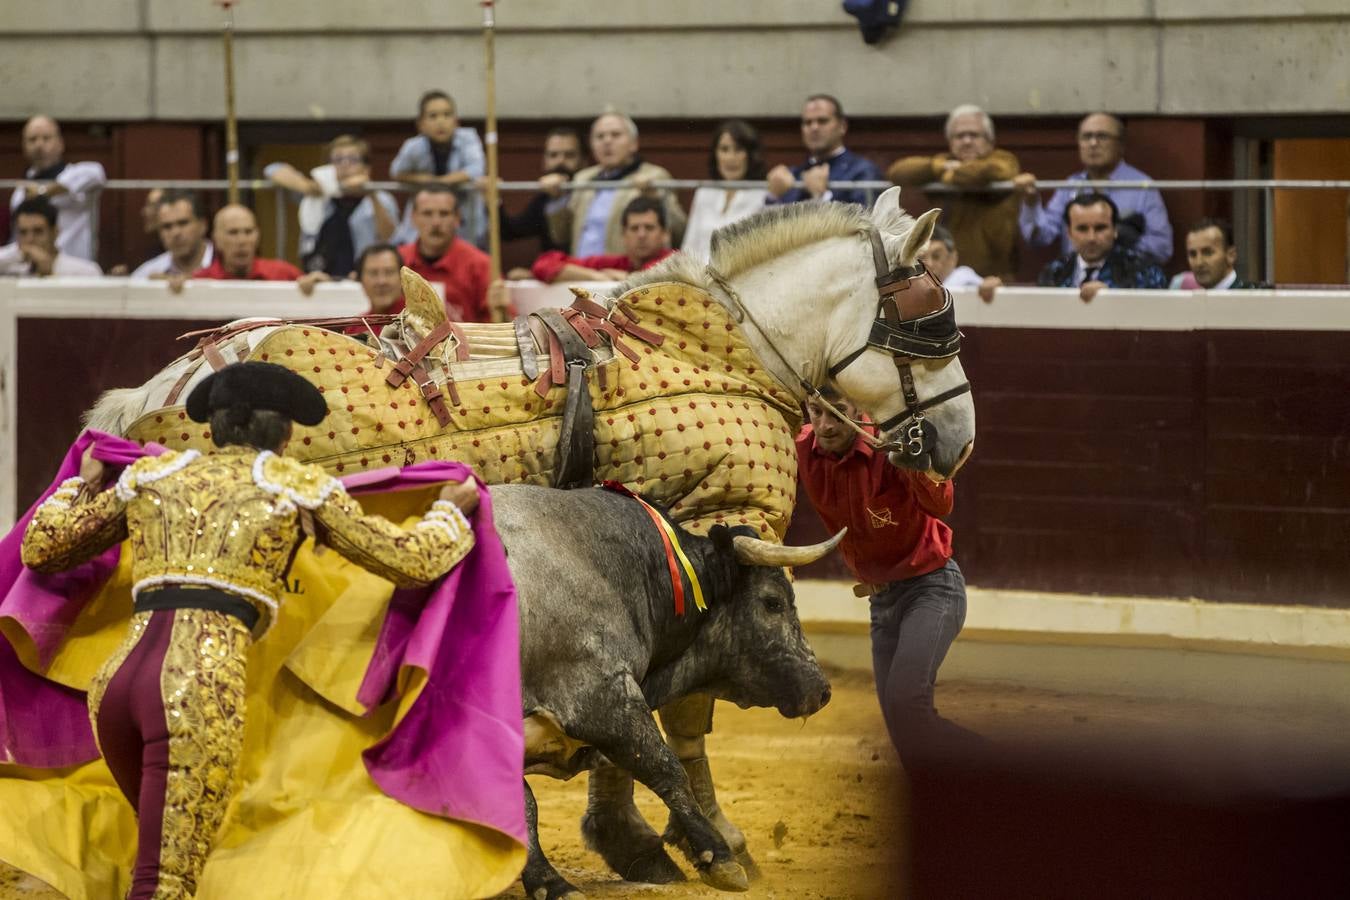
[735,848,763,882]
[698,859,750,892]
[622,849,688,884]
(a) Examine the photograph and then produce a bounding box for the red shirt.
[194,256,301,281]
[530,247,676,284]
[399,240,491,322]
[795,425,954,584]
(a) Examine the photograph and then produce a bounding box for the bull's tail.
[83,386,149,437]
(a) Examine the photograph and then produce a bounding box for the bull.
[492,484,842,899]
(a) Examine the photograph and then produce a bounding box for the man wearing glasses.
[1014,112,1173,265]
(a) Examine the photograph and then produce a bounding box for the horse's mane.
[619,195,915,295]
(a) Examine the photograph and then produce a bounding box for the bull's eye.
[762,595,785,613]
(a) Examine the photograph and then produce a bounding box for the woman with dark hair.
[20,361,480,899]
[680,119,770,260]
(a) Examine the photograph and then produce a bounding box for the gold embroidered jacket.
[20,447,475,637]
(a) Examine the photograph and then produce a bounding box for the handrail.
[4,177,1349,193]
[5,176,1345,285]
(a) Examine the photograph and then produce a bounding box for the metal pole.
[274,190,286,259]
[220,1,240,205]
[481,1,505,321]
[1263,186,1276,284]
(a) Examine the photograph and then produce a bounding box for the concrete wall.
[1,1,1347,120]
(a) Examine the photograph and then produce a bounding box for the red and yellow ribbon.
[601,482,706,616]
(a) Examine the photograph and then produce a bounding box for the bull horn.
[731,528,847,568]
[400,266,449,338]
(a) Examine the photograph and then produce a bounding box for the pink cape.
[0,431,525,844]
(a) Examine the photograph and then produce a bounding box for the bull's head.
[696,526,844,719]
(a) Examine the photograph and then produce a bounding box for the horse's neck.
[710,237,869,395]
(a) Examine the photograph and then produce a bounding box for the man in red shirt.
[796,384,973,762]
[530,196,675,283]
[398,185,496,322]
[194,204,307,284]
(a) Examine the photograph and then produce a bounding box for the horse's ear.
[401,266,449,336]
[871,185,903,220]
[900,208,942,266]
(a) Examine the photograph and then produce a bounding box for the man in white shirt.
[8,116,106,262]
[130,190,214,283]
[0,197,102,277]
[923,225,1003,302]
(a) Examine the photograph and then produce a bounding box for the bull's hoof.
[524,877,586,900]
[621,849,687,884]
[581,809,687,883]
[735,848,763,883]
[698,859,750,892]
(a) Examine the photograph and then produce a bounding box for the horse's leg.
[581,760,686,884]
[659,694,762,881]
[522,779,586,900]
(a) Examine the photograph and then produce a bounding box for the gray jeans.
[869,558,969,760]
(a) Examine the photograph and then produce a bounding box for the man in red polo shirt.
[529,195,675,283]
[796,384,974,763]
[194,204,305,283]
[398,185,494,322]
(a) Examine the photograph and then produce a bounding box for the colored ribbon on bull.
[600,481,707,616]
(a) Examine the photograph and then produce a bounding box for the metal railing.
[5,176,1348,281]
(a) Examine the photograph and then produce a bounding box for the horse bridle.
[703,227,969,459]
[823,231,971,457]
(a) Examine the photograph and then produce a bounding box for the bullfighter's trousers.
[87,597,251,899]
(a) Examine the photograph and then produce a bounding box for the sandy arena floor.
[503,667,1350,900]
[6,668,1348,900]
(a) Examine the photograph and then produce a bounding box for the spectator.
[500,127,585,273]
[766,94,882,207]
[1169,218,1270,290]
[194,204,314,290]
[0,203,9,246]
[546,110,687,256]
[1037,193,1166,302]
[0,197,102,276]
[356,242,405,315]
[390,90,487,248]
[888,105,1021,281]
[9,115,106,262]
[532,196,675,283]
[923,225,1002,302]
[1015,112,1173,265]
[681,119,770,260]
[398,186,497,322]
[131,190,214,281]
[265,135,399,277]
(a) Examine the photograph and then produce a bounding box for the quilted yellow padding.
[127,282,802,538]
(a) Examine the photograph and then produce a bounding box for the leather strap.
[512,315,540,380]
[409,360,453,426]
[386,320,455,389]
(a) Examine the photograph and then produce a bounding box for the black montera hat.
[185,361,328,426]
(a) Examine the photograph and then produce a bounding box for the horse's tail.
[83,387,149,437]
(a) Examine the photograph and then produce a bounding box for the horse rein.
[705,228,969,460]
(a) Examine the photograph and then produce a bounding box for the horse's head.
[827,188,975,479]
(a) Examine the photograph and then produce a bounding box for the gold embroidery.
[86,612,153,754]
[25,448,472,639]
[866,506,898,528]
[154,609,250,899]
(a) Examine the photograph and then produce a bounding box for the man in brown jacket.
[887,104,1020,281]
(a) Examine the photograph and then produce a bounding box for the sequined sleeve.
[20,476,130,573]
[314,487,476,589]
